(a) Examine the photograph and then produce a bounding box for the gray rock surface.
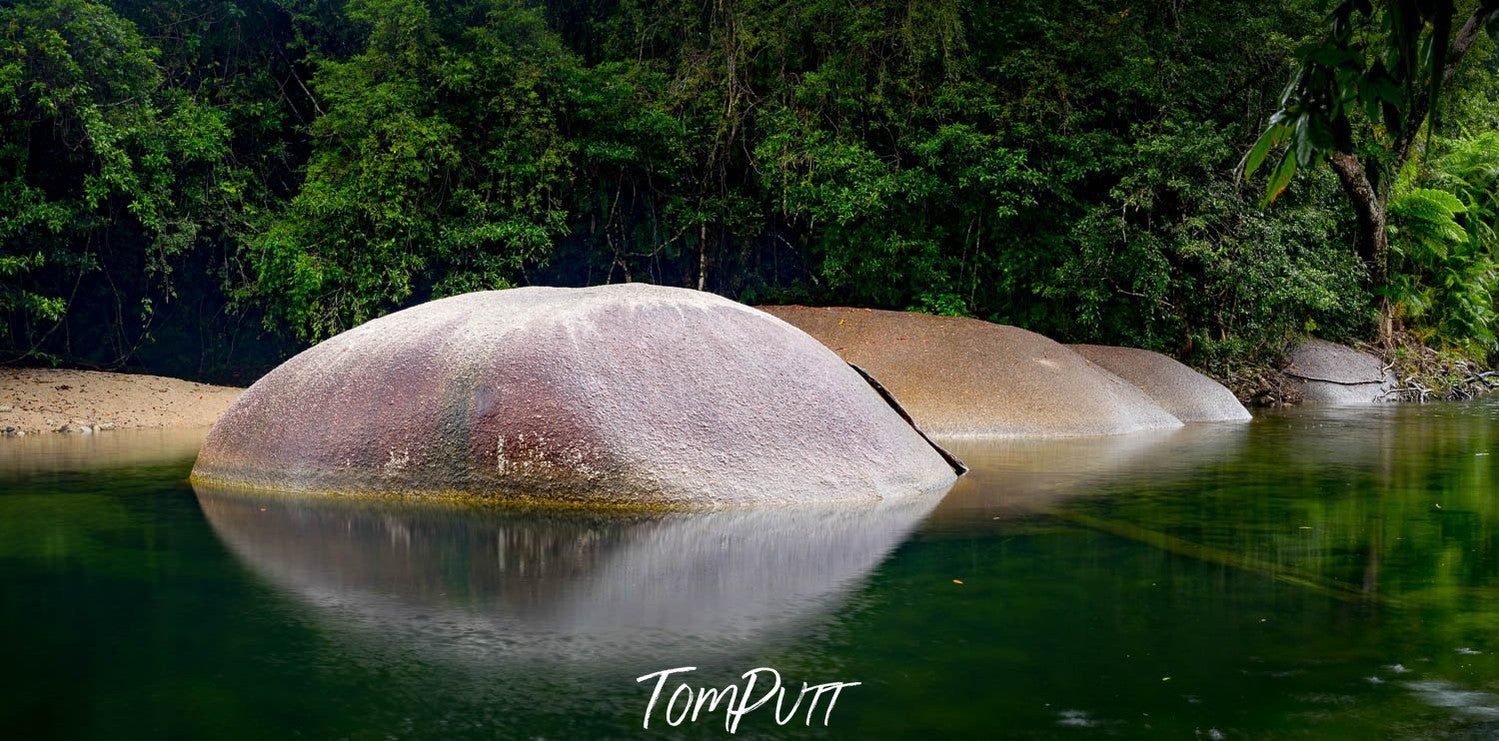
[760,306,1183,437]
[1283,338,1395,404]
[192,285,958,507]
[1072,344,1251,422]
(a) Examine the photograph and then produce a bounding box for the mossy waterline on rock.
[190,285,959,507]
[761,306,1186,437]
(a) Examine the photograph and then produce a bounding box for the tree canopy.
[1,0,1496,381]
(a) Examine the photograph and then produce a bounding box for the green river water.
[4,400,1499,739]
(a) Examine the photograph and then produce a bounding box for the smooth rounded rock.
[759,306,1183,437]
[1071,344,1251,422]
[192,285,958,507]
[1283,338,1395,404]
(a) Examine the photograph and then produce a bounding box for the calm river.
[3,400,1499,738]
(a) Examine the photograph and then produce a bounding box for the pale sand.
[0,367,242,436]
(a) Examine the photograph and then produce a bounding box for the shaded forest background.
[2,0,1497,384]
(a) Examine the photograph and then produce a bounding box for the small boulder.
[1071,345,1251,422]
[1283,338,1395,404]
[759,306,1183,437]
[192,285,959,507]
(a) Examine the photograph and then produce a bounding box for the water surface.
[3,402,1499,738]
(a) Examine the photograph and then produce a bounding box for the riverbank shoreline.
[4,340,1492,439]
[1218,336,1499,407]
[0,367,242,436]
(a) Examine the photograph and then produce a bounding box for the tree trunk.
[1349,8,1489,346]
[1327,152,1387,283]
[1327,151,1394,344]
[697,223,708,291]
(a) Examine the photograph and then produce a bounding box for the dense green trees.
[1386,132,1499,349]
[1244,0,1499,343]
[1,0,1495,380]
[1,0,235,356]
[244,0,582,338]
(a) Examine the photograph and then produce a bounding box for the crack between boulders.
[1284,373,1387,386]
[846,362,969,476]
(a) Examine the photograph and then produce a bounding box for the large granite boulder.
[1283,338,1395,404]
[191,285,959,507]
[1071,344,1251,422]
[759,306,1183,437]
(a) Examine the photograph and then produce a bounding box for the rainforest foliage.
[1,0,1497,380]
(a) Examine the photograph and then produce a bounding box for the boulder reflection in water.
[193,486,941,664]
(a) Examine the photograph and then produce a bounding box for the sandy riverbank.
[0,368,242,436]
